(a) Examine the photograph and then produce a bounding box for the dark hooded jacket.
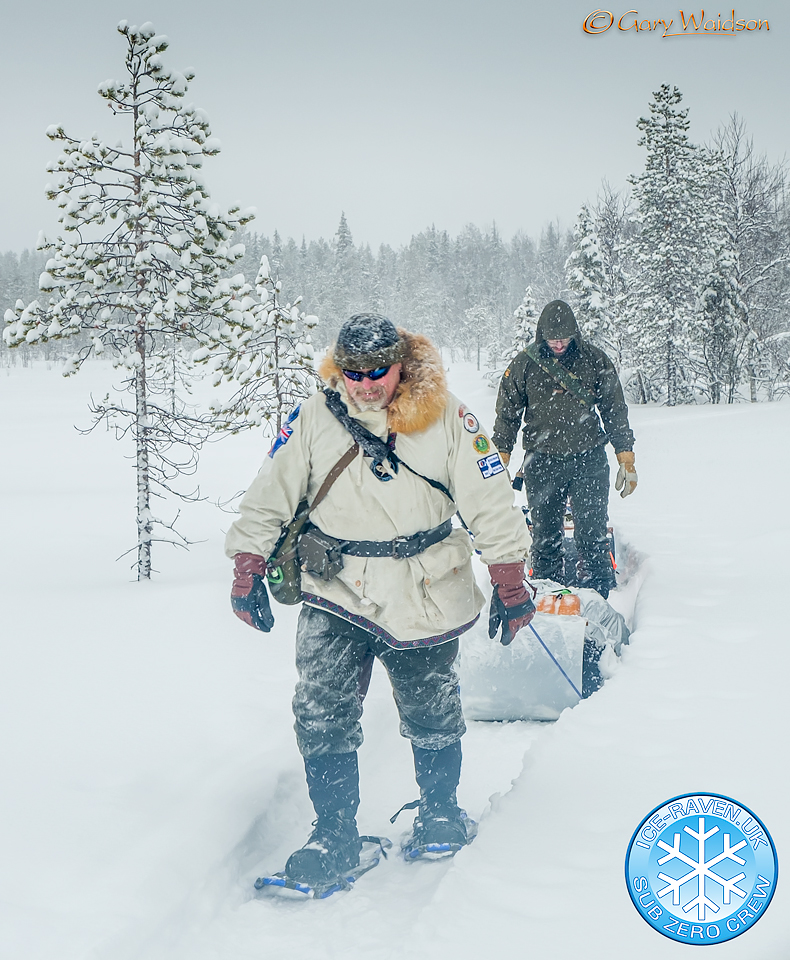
[492,312,634,459]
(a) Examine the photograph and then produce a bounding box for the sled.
[459,580,630,722]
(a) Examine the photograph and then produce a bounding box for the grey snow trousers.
[523,443,615,591]
[293,604,466,759]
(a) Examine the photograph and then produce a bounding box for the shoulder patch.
[472,434,490,454]
[462,411,479,433]
[268,405,300,458]
[477,452,505,479]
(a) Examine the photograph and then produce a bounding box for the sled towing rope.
[528,622,583,699]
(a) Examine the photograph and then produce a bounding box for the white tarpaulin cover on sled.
[459,581,630,722]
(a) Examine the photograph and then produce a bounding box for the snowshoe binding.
[400,801,478,861]
[255,812,391,899]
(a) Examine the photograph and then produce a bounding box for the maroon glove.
[231,553,274,632]
[488,562,536,645]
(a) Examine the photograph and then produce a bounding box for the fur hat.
[333,313,405,371]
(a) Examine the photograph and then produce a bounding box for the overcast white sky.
[1,0,786,252]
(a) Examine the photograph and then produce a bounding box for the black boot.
[583,577,615,600]
[404,742,476,858]
[579,554,616,599]
[582,637,604,698]
[284,808,362,886]
[284,753,362,886]
[304,751,361,816]
[413,741,461,811]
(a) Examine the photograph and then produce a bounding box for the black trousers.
[292,605,466,759]
[523,444,615,590]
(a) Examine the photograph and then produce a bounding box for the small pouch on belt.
[297,526,346,581]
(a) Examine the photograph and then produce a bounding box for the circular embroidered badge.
[463,412,479,433]
[472,434,490,454]
[625,793,778,945]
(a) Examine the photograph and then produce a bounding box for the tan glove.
[500,450,511,467]
[615,450,637,498]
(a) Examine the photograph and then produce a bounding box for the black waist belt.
[339,519,453,560]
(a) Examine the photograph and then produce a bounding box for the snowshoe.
[255,837,391,899]
[401,802,478,861]
[255,813,391,899]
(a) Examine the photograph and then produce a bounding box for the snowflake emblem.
[626,793,778,945]
[655,817,747,920]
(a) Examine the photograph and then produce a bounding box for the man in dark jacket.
[492,300,637,598]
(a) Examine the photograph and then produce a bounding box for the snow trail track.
[2,362,789,959]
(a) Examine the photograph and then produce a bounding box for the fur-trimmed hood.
[318,329,448,435]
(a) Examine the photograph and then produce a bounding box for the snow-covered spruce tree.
[625,85,721,405]
[398,226,454,346]
[196,254,319,434]
[694,237,747,403]
[565,204,612,352]
[461,303,495,370]
[486,285,538,388]
[683,147,751,403]
[711,116,790,401]
[509,285,539,357]
[2,21,253,579]
[533,221,573,306]
[0,248,51,367]
[323,212,361,335]
[590,183,635,370]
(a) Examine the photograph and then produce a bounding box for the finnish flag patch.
[477,452,505,479]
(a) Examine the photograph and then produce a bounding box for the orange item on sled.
[536,592,581,616]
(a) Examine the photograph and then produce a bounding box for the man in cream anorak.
[226,313,532,890]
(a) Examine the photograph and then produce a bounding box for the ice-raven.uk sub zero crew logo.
[625,793,777,944]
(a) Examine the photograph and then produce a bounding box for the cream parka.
[225,331,531,648]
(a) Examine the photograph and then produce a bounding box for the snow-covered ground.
[2,359,789,959]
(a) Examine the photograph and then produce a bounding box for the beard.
[348,394,388,412]
[346,381,390,412]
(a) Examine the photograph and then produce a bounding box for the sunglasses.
[342,366,391,382]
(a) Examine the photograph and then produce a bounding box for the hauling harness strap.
[270,443,360,569]
[320,387,470,547]
[311,518,453,560]
[265,442,361,604]
[523,342,597,409]
[323,388,455,502]
[323,388,400,480]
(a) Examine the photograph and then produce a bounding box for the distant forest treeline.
[0,216,573,371]
[3,91,789,404]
